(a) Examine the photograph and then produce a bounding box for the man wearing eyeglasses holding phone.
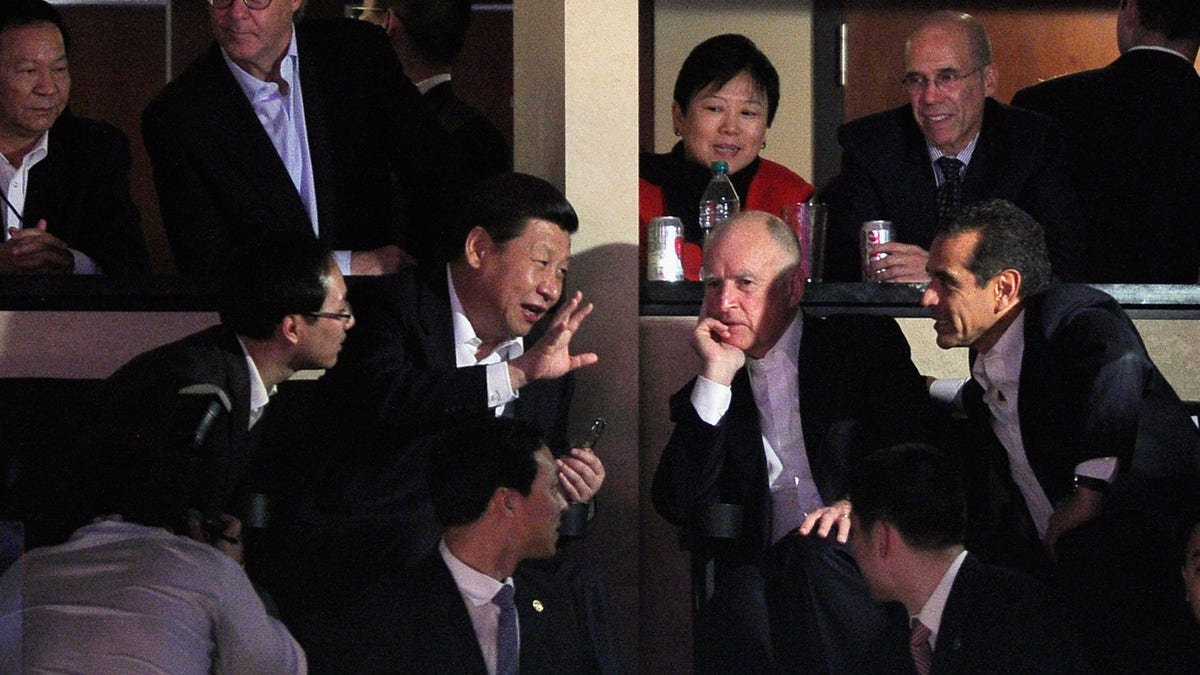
[143,0,462,277]
[821,11,1085,284]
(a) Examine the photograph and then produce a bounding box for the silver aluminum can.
[647,216,685,281]
[860,220,895,268]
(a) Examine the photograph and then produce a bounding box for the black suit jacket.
[142,19,460,275]
[652,313,931,567]
[963,284,1200,522]
[95,325,264,517]
[1012,49,1200,283]
[423,80,511,182]
[309,266,573,560]
[862,555,1080,675]
[821,98,1084,281]
[322,549,598,674]
[23,110,148,276]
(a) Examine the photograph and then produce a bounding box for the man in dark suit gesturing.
[822,11,1083,283]
[922,199,1200,657]
[334,417,599,674]
[848,443,1080,675]
[652,210,932,673]
[1011,0,1200,283]
[143,0,460,276]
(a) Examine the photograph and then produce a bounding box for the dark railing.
[641,281,1200,320]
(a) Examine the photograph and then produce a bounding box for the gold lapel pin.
[531,600,544,613]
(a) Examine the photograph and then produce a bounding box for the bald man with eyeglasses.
[820,10,1085,284]
[142,0,463,277]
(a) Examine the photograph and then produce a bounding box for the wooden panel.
[843,3,1119,123]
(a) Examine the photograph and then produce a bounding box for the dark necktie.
[493,583,519,675]
[910,619,933,675]
[936,156,965,227]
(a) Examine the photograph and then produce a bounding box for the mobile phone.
[578,417,606,452]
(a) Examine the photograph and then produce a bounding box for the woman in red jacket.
[640,34,813,279]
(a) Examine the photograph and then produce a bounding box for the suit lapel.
[929,555,979,674]
[193,44,312,232]
[796,314,839,502]
[295,24,338,245]
[423,554,490,673]
[416,267,459,371]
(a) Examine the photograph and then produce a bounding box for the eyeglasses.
[208,0,274,11]
[900,64,989,96]
[307,302,354,324]
[344,6,388,20]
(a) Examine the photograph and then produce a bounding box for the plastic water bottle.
[698,161,740,245]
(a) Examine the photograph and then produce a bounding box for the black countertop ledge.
[1,277,1198,320]
[640,281,1200,320]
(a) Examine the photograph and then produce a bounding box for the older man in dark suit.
[848,443,1082,675]
[652,210,932,673]
[822,11,1084,283]
[922,199,1200,658]
[0,0,147,276]
[142,0,460,276]
[1011,0,1200,283]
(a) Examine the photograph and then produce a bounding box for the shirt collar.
[915,549,969,646]
[447,265,523,366]
[927,131,980,171]
[972,309,1025,388]
[0,130,49,174]
[416,72,452,95]
[746,312,803,376]
[222,26,299,97]
[1127,44,1192,64]
[439,537,513,608]
[236,336,275,414]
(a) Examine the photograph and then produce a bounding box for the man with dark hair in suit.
[848,443,1079,675]
[330,416,599,673]
[0,0,148,276]
[278,172,610,668]
[1012,0,1200,283]
[354,0,511,181]
[652,210,932,673]
[922,198,1200,657]
[821,10,1083,283]
[143,0,461,276]
[96,234,351,548]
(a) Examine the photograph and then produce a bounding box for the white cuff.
[69,248,101,275]
[485,361,519,408]
[929,377,968,412]
[690,375,732,426]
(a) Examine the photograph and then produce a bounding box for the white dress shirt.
[1,131,101,274]
[691,314,822,543]
[0,519,306,674]
[971,310,1117,538]
[913,549,969,652]
[440,538,517,675]
[236,336,276,429]
[448,266,522,415]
